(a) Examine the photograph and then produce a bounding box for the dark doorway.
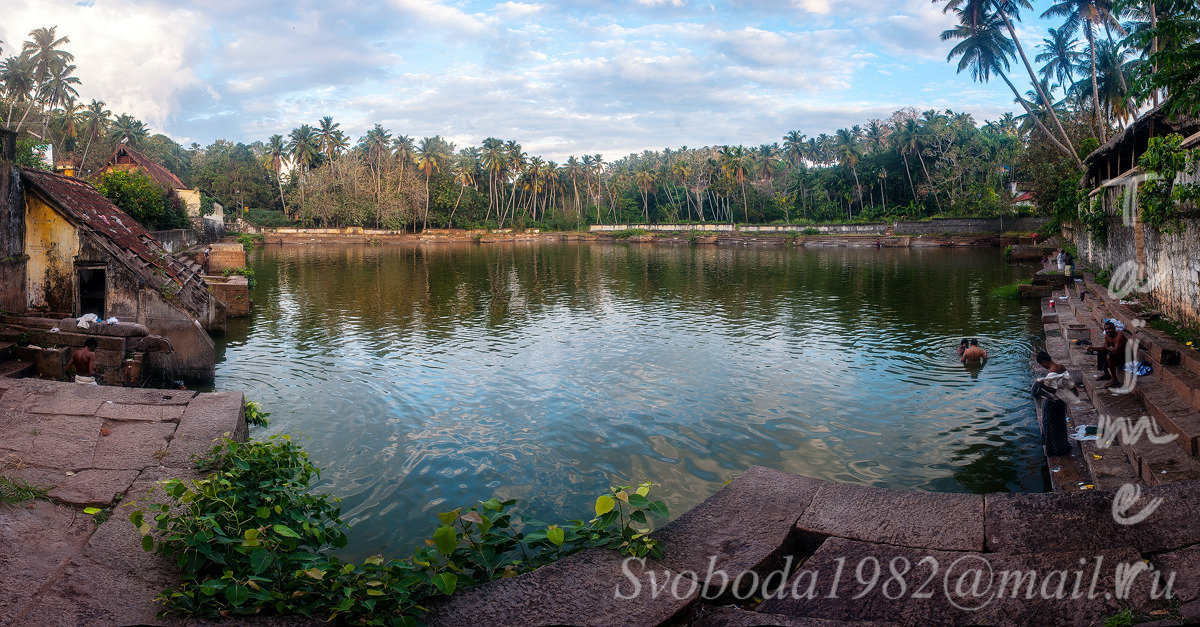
[78,267,106,317]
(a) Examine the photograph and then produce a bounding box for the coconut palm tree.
[414,136,447,230]
[266,134,288,213]
[77,99,110,173]
[1042,0,1127,141]
[1037,27,1084,94]
[109,114,148,146]
[23,27,74,139]
[1,53,36,130]
[317,116,340,159]
[942,7,1081,165]
[834,129,863,218]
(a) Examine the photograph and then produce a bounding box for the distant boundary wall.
[149,228,198,253]
[590,216,1046,235]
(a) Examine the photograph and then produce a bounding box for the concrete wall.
[1076,175,1200,326]
[893,216,1047,234]
[590,218,1044,235]
[24,193,80,313]
[149,228,198,253]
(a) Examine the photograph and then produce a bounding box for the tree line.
[2,5,1198,231]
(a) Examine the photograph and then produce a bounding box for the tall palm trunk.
[998,70,1080,165]
[915,149,941,213]
[902,153,917,204]
[1087,24,1105,142]
[996,8,1079,164]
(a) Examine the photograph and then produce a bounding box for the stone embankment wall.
[591,217,1047,235]
[1071,196,1200,327]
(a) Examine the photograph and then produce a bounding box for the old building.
[1,128,225,381]
[97,144,225,239]
[1079,104,1200,326]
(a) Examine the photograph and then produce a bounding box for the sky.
[2,0,1066,161]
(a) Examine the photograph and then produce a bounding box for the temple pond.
[213,242,1046,558]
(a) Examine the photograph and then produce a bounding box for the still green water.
[214,242,1047,559]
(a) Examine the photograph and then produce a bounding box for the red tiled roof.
[1014,192,1034,203]
[103,144,186,190]
[20,168,210,317]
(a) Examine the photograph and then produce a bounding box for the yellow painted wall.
[177,189,202,219]
[24,194,80,311]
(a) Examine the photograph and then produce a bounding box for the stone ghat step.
[424,467,1200,626]
[0,359,34,378]
[1080,366,1200,485]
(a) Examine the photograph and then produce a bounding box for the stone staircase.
[1040,272,1200,491]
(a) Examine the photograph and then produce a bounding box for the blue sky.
[5,0,1066,161]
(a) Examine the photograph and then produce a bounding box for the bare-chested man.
[961,338,987,365]
[71,337,99,384]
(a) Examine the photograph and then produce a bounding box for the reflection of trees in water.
[249,243,1030,344]
[948,439,1027,493]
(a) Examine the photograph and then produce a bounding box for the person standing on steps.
[70,337,99,385]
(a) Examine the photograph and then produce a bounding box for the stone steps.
[0,342,14,362]
[0,359,35,378]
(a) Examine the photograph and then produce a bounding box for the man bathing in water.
[961,339,987,365]
[70,337,98,384]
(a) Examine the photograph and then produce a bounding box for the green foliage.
[801,227,819,235]
[1002,245,1013,261]
[1129,1,1200,119]
[222,266,256,288]
[13,139,50,170]
[1079,195,1109,243]
[1149,318,1200,350]
[243,400,269,427]
[1137,134,1199,234]
[236,233,264,252]
[0,476,49,504]
[242,208,297,228]
[93,169,188,231]
[132,437,670,623]
[989,279,1030,300]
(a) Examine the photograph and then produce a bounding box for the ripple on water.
[214,243,1048,559]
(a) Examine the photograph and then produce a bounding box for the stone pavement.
[425,466,1200,626]
[0,378,245,626]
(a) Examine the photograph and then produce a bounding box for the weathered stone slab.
[1,415,103,470]
[27,395,104,416]
[1123,480,1200,553]
[423,548,697,627]
[983,489,1132,553]
[796,482,984,551]
[90,420,176,470]
[96,401,186,422]
[758,537,1160,625]
[651,466,824,594]
[46,469,140,506]
[1149,545,1200,604]
[161,391,245,468]
[57,317,150,337]
[0,500,95,625]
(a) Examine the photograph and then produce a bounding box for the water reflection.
[214,242,1047,559]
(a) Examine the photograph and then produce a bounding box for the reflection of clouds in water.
[214,243,1046,560]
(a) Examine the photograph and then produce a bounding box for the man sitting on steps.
[70,337,99,385]
[1086,321,1127,388]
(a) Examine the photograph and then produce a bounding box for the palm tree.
[1037,27,1084,93]
[109,114,148,146]
[38,62,81,135]
[937,1,1080,163]
[1042,0,1127,141]
[1,54,36,129]
[834,129,863,218]
[77,99,110,173]
[782,130,807,169]
[316,116,340,159]
[266,134,288,214]
[942,7,1082,166]
[23,27,74,139]
[414,136,446,230]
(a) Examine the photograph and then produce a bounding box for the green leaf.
[250,549,272,574]
[437,509,461,525]
[635,482,651,497]
[627,493,650,508]
[224,584,250,606]
[272,524,300,539]
[647,501,669,517]
[141,535,154,552]
[546,525,565,547]
[595,495,615,516]
[83,507,101,515]
[431,572,458,595]
[433,525,458,555]
[129,510,144,527]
